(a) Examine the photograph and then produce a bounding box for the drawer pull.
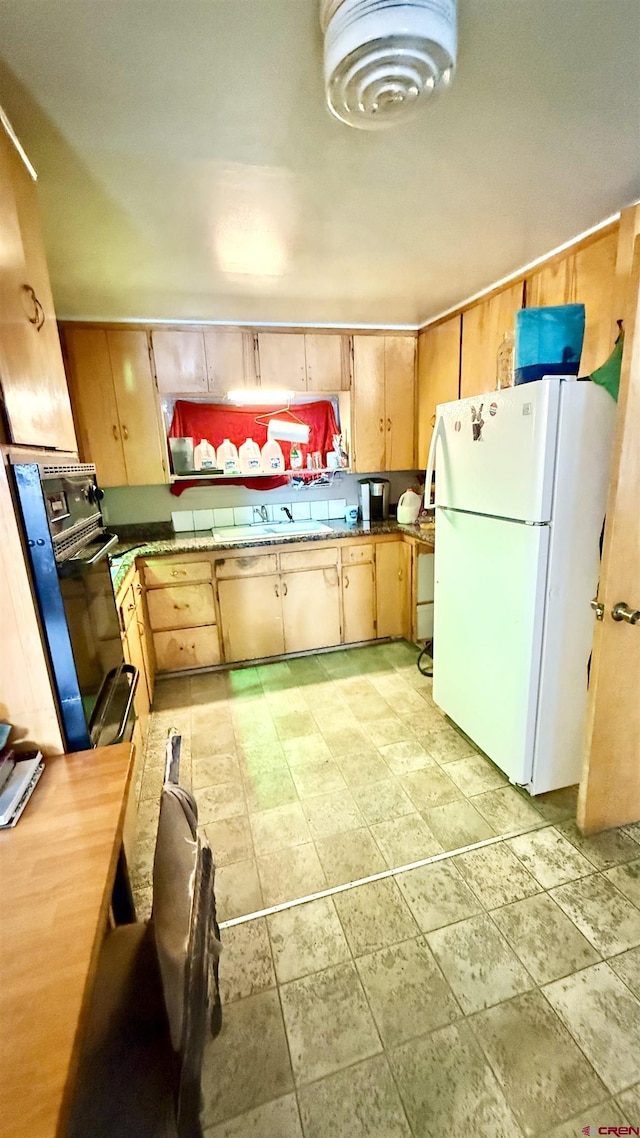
[274,583,279,598]
[171,569,187,577]
[283,581,288,597]
[344,575,349,589]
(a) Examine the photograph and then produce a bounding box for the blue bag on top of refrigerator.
[514,304,585,384]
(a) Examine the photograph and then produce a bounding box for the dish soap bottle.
[261,438,285,472]
[239,438,263,474]
[216,439,240,475]
[193,438,216,469]
[290,444,303,470]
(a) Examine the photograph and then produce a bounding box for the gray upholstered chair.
[67,778,222,1138]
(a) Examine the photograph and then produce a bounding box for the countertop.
[109,519,435,591]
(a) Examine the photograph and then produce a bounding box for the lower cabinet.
[376,541,411,639]
[282,567,341,653]
[342,562,376,644]
[153,626,221,672]
[143,561,221,673]
[218,574,285,663]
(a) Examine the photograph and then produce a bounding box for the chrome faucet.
[253,505,268,523]
[281,506,293,522]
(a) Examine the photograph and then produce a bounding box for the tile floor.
[131,640,640,1138]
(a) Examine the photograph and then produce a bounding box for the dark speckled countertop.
[109,520,434,592]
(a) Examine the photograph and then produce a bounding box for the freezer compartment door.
[433,509,549,785]
[434,379,561,522]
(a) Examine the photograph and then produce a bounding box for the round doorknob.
[611,602,640,625]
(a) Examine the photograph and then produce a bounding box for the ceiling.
[0,0,638,327]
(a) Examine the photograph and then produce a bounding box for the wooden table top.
[0,743,134,1138]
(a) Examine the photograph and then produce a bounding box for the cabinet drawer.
[143,560,212,587]
[153,626,221,672]
[146,583,216,631]
[342,543,374,565]
[279,546,338,572]
[215,553,278,579]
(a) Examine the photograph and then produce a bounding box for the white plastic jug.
[261,438,285,472]
[193,438,217,470]
[396,488,422,524]
[239,438,263,475]
[216,438,239,475]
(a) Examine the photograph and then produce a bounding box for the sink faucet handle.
[281,506,294,522]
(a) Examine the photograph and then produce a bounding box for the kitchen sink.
[211,520,333,543]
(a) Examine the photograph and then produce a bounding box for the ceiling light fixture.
[320,0,457,131]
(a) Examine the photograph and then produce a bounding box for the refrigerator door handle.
[424,414,445,512]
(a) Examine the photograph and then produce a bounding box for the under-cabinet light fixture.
[227,389,295,406]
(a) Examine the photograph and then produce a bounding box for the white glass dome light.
[322,0,457,130]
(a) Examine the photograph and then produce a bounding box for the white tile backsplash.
[213,508,235,528]
[171,510,194,532]
[192,509,214,530]
[233,506,254,526]
[328,498,347,519]
[310,500,330,521]
[291,502,311,521]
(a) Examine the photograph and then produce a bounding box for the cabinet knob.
[122,424,129,440]
[274,583,279,598]
[112,424,119,440]
[344,575,349,589]
[379,417,384,433]
[387,418,392,432]
[171,569,187,577]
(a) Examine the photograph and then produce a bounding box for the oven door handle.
[79,532,119,566]
[89,663,139,747]
[112,665,139,745]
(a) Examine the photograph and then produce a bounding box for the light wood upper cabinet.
[460,282,524,398]
[63,326,167,487]
[204,328,255,393]
[417,316,461,467]
[526,257,571,309]
[0,121,76,452]
[352,335,416,472]
[152,329,208,394]
[257,332,307,390]
[305,333,348,392]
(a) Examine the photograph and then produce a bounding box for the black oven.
[10,461,138,752]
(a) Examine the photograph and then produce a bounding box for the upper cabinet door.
[63,327,127,486]
[460,282,525,398]
[526,258,571,309]
[152,330,208,393]
[0,124,76,452]
[204,329,255,394]
[107,331,167,485]
[352,335,385,473]
[417,316,461,467]
[569,229,618,376]
[305,334,348,392]
[384,336,416,471]
[257,332,306,391]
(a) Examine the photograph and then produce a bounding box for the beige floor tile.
[243,766,298,813]
[551,873,640,956]
[192,720,236,758]
[200,989,293,1127]
[401,764,463,809]
[356,936,460,1047]
[396,859,482,931]
[138,761,165,802]
[192,753,241,790]
[132,884,153,921]
[297,1054,411,1138]
[268,896,350,984]
[557,820,640,870]
[263,687,308,715]
[216,858,263,922]
[333,877,418,956]
[445,753,508,796]
[256,660,294,691]
[608,945,640,998]
[315,827,387,887]
[335,750,391,786]
[492,893,601,984]
[218,918,276,1004]
[423,798,495,850]
[388,1021,523,1138]
[321,725,372,758]
[530,784,579,824]
[468,990,606,1137]
[289,757,347,799]
[364,716,414,747]
[249,802,310,856]
[370,813,442,867]
[351,694,397,722]
[129,836,156,891]
[543,963,640,1094]
[421,728,477,763]
[302,788,364,840]
[134,797,160,843]
[352,777,415,825]
[203,1094,302,1138]
[617,1082,640,1122]
[257,843,327,908]
[454,843,542,909]
[427,914,534,1014]
[545,1102,630,1138]
[279,961,382,1086]
[605,859,640,910]
[380,739,432,775]
[197,781,247,825]
[204,815,254,867]
[282,734,332,765]
[470,786,543,834]
[233,717,279,748]
[312,704,360,732]
[507,826,594,888]
[273,711,319,741]
[236,740,288,774]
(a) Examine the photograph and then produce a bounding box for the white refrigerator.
[426,378,616,794]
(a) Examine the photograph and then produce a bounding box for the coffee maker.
[358,478,390,523]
